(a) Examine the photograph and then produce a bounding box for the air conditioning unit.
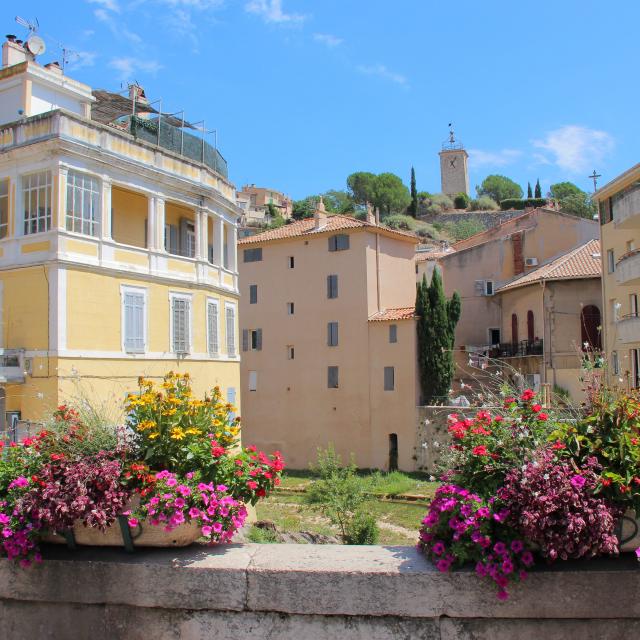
[525,257,538,267]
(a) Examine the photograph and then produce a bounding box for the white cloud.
[313,33,343,48]
[160,0,224,6]
[87,0,121,11]
[468,148,522,169]
[532,125,614,174]
[66,51,98,71]
[109,57,162,80]
[245,0,305,24]
[356,64,407,86]
[94,8,142,45]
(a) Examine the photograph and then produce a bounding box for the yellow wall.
[112,186,147,248]
[165,201,195,227]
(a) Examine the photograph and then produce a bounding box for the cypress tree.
[527,182,533,198]
[534,179,542,198]
[415,270,461,405]
[409,166,418,217]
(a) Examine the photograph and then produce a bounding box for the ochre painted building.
[0,37,241,430]
[238,203,420,471]
[593,164,640,388]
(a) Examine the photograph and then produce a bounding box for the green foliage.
[550,181,582,201]
[422,193,454,215]
[292,196,318,220]
[557,192,598,219]
[267,214,285,229]
[365,470,415,496]
[534,179,542,198]
[500,197,547,210]
[453,192,470,209]
[415,270,461,404]
[305,445,367,540]
[444,218,485,241]
[266,202,278,218]
[527,182,533,198]
[477,175,523,203]
[382,214,441,240]
[346,171,377,205]
[247,525,279,543]
[408,167,418,217]
[468,196,499,211]
[322,190,355,214]
[343,510,379,545]
[347,171,410,216]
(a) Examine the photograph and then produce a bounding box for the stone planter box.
[618,510,640,552]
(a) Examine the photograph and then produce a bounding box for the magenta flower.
[570,475,586,490]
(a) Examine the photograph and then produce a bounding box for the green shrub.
[247,525,279,544]
[344,509,379,544]
[444,218,485,241]
[382,214,416,231]
[499,197,547,211]
[453,193,470,209]
[468,196,499,211]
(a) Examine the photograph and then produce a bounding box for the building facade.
[0,36,241,431]
[593,164,640,388]
[238,203,420,471]
[237,184,292,224]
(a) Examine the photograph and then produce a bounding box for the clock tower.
[439,124,469,197]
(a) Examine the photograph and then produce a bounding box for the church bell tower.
[439,124,469,197]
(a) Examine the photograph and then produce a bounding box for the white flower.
[429,475,436,482]
[433,441,441,449]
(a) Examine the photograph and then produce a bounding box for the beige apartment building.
[417,208,599,399]
[593,164,640,388]
[238,202,420,471]
[237,184,292,224]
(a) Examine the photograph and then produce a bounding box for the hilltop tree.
[550,181,597,219]
[476,175,523,204]
[527,182,533,198]
[346,172,377,205]
[415,270,461,405]
[534,179,542,199]
[550,181,582,201]
[322,190,355,214]
[372,172,411,216]
[408,167,418,217]
[292,196,319,220]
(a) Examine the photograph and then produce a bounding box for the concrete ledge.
[2,544,640,639]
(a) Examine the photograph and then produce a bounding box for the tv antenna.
[60,46,79,72]
[15,15,39,35]
[15,16,46,57]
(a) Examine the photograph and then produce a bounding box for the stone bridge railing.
[1,544,639,639]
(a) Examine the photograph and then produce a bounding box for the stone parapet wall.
[2,544,639,639]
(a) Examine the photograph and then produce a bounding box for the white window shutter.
[208,302,219,355]
[227,306,236,357]
[123,291,145,352]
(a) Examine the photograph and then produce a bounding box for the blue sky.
[2,1,638,199]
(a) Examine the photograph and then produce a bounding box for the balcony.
[490,339,544,358]
[618,314,640,345]
[613,182,640,229]
[616,250,640,285]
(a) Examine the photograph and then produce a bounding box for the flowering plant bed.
[419,388,640,599]
[0,373,284,565]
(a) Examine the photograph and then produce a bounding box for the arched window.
[581,305,601,351]
[511,313,518,345]
[527,310,535,343]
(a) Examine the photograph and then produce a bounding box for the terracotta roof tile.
[368,307,416,322]
[497,239,601,292]
[237,214,418,245]
[415,248,456,262]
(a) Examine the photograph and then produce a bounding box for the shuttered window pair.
[242,328,262,351]
[123,289,145,353]
[328,234,349,251]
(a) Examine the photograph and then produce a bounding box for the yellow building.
[238,202,420,471]
[0,36,241,431]
[592,164,640,388]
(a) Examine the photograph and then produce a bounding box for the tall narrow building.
[439,124,469,197]
[0,35,241,432]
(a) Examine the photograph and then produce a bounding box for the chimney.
[375,207,380,226]
[314,196,327,230]
[2,35,29,68]
[440,240,449,252]
[129,83,149,105]
[44,61,63,76]
[365,202,375,225]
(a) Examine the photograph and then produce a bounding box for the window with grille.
[66,171,100,236]
[23,171,52,235]
[0,179,8,239]
[122,288,145,353]
[389,324,397,343]
[327,322,339,347]
[328,234,349,251]
[327,274,338,299]
[226,304,236,357]
[384,366,395,391]
[207,300,219,356]
[328,366,339,388]
[171,296,191,354]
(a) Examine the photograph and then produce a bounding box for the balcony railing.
[618,313,640,345]
[616,249,640,285]
[491,339,544,358]
[613,182,640,228]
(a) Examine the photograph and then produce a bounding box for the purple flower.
[570,475,586,490]
[432,541,446,556]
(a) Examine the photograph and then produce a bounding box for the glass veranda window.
[66,171,100,236]
[23,171,52,235]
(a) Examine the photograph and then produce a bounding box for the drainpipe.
[375,208,381,313]
[541,279,548,385]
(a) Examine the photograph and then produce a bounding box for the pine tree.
[409,167,418,217]
[527,182,533,198]
[415,270,461,405]
[534,179,542,198]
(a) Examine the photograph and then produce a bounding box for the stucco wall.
[3,544,638,640]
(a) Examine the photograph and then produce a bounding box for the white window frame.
[66,170,101,237]
[120,285,148,354]
[484,280,494,296]
[22,170,53,236]
[607,249,615,274]
[225,302,237,358]
[207,297,220,357]
[169,292,193,355]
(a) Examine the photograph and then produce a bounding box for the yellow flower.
[170,427,186,440]
[137,420,156,431]
[162,408,177,416]
[148,432,160,439]
[185,428,202,436]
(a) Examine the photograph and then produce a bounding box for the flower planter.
[42,518,201,549]
[617,510,640,553]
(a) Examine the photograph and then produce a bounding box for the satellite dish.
[26,35,46,56]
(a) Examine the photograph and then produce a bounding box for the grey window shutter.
[179,217,189,257]
[165,224,179,254]
[328,322,338,346]
[208,302,219,355]
[256,328,262,351]
[328,366,339,388]
[474,280,485,296]
[123,292,144,352]
[242,329,249,352]
[339,235,349,250]
[327,275,338,299]
[328,236,336,251]
[250,285,257,304]
[208,244,214,263]
[389,324,397,343]
[384,366,395,391]
[144,218,148,248]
